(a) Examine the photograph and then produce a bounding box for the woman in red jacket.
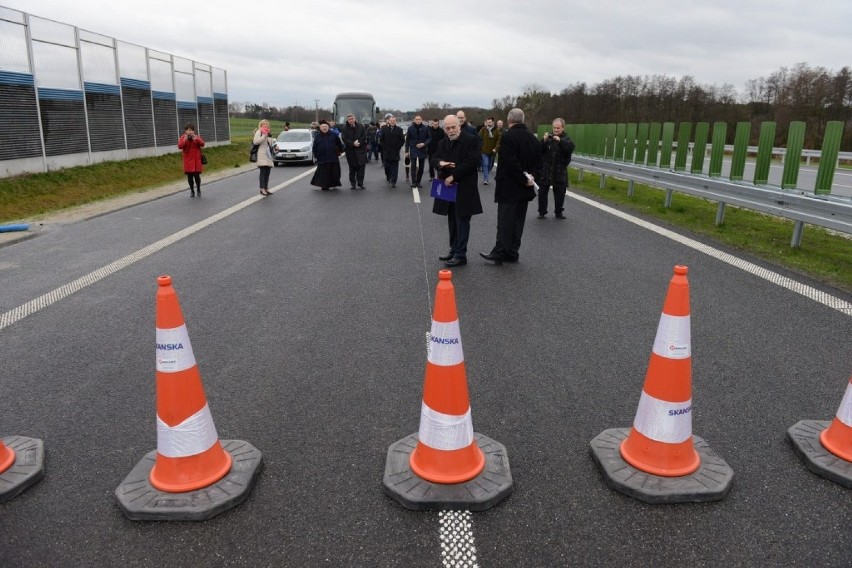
[178,123,205,197]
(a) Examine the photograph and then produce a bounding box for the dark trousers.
[186,173,201,190]
[346,153,365,186]
[384,159,399,184]
[447,204,471,260]
[428,154,438,178]
[491,200,529,261]
[258,166,272,190]
[538,184,567,215]
[410,153,426,186]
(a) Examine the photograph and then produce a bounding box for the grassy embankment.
[1,119,850,293]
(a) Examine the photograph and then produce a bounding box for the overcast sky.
[7,1,852,112]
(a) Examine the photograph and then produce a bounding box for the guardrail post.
[674,122,691,171]
[578,168,584,182]
[628,179,635,197]
[691,122,709,174]
[791,221,805,248]
[754,122,776,185]
[814,121,844,195]
[659,122,675,169]
[730,122,751,181]
[599,173,606,189]
[709,122,727,177]
[715,202,726,225]
[781,121,805,189]
[664,189,673,208]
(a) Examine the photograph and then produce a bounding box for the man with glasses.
[432,115,483,268]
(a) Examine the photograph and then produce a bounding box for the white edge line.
[0,169,316,331]
[568,190,852,317]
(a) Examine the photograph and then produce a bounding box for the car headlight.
[301,145,311,152]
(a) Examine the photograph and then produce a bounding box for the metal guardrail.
[689,144,852,165]
[571,155,852,247]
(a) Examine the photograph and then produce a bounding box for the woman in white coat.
[253,119,276,196]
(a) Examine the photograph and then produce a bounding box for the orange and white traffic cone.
[115,275,263,520]
[590,266,733,503]
[788,372,852,488]
[619,265,699,477]
[149,275,231,492]
[820,373,852,462]
[0,435,45,503]
[384,270,512,511]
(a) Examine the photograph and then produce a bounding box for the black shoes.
[556,213,566,219]
[357,185,365,190]
[445,257,467,267]
[537,213,546,219]
[479,252,503,265]
[438,253,454,261]
[190,190,195,197]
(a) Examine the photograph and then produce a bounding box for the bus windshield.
[333,93,376,124]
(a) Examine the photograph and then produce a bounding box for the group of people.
[181,111,575,268]
[432,109,575,268]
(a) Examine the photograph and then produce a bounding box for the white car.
[273,129,316,166]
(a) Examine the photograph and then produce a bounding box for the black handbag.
[200,152,208,165]
[249,143,259,163]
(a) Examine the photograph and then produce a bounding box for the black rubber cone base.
[115,440,263,521]
[383,432,513,512]
[590,428,733,504]
[0,436,45,503]
[788,420,852,489]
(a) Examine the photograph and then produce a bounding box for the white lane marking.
[0,169,315,331]
[568,191,852,316]
[440,510,479,568]
[412,186,421,204]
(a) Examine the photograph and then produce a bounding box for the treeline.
[231,63,851,149]
[422,63,852,149]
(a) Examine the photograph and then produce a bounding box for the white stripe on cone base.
[652,314,691,359]
[429,320,464,366]
[633,391,693,444]
[157,403,219,457]
[156,325,197,372]
[418,402,474,451]
[836,382,852,427]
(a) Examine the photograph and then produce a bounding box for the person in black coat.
[427,118,447,180]
[341,114,368,189]
[432,114,483,267]
[538,117,575,218]
[310,120,344,190]
[379,115,405,187]
[481,108,543,264]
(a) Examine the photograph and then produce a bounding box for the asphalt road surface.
[1,158,851,567]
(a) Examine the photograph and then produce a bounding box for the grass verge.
[569,168,852,294]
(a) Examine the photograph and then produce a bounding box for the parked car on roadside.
[273,129,316,166]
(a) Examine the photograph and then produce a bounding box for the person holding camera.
[178,123,205,197]
[538,118,576,219]
[252,119,276,196]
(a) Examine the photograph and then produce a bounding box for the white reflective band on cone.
[652,314,691,359]
[428,320,464,366]
[633,391,693,444]
[418,402,474,451]
[836,382,852,427]
[156,324,197,373]
[156,403,219,457]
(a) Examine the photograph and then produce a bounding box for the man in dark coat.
[405,115,431,189]
[538,117,575,218]
[427,118,446,180]
[432,114,483,268]
[481,108,543,264]
[379,115,405,187]
[341,114,368,189]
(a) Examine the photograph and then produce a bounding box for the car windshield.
[278,131,312,143]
